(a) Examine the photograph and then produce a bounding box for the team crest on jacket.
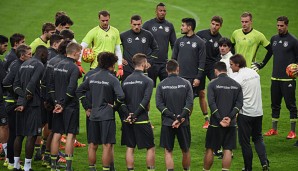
[165,26,169,32]
[152,27,157,32]
[141,37,147,43]
[180,42,185,47]
[273,41,277,46]
[1,118,6,124]
[283,41,288,47]
[214,41,218,48]
[192,42,197,48]
[127,38,132,43]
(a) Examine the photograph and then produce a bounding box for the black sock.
[65,154,73,170]
[50,155,58,170]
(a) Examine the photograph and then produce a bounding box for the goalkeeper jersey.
[30,37,50,54]
[231,28,269,67]
[82,25,121,69]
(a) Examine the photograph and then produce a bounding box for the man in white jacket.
[229,54,269,171]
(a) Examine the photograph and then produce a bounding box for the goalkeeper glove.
[76,61,85,78]
[116,65,123,77]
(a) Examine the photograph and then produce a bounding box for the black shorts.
[160,125,191,152]
[52,106,79,135]
[185,78,205,97]
[16,106,42,136]
[200,68,216,89]
[88,120,116,145]
[41,102,47,125]
[47,109,53,130]
[121,122,155,149]
[147,63,167,87]
[205,126,236,151]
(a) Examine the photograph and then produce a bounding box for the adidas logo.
[209,39,213,42]
[187,41,190,44]
[288,84,293,87]
[279,40,282,43]
[135,37,139,40]
[159,26,163,29]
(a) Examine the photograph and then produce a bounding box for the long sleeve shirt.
[121,29,159,73]
[41,54,65,103]
[230,68,263,117]
[172,34,206,79]
[207,73,243,127]
[2,59,23,102]
[156,74,193,126]
[3,49,17,72]
[196,29,222,69]
[76,69,125,121]
[143,18,176,64]
[121,70,153,122]
[13,57,45,106]
[270,32,298,80]
[49,57,79,108]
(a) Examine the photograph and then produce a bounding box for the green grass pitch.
[0,0,298,170]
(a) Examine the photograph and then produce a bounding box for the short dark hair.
[132,53,147,67]
[35,45,48,62]
[241,12,252,20]
[131,15,142,22]
[218,37,232,48]
[156,2,165,8]
[277,16,289,25]
[60,29,74,40]
[166,59,179,73]
[10,33,25,47]
[98,10,110,17]
[230,54,247,68]
[42,22,56,33]
[211,16,223,25]
[58,39,72,55]
[182,18,196,31]
[16,44,31,59]
[55,11,67,20]
[55,15,73,27]
[98,52,118,69]
[214,61,227,72]
[50,34,64,46]
[0,35,8,44]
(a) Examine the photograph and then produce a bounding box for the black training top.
[41,54,65,103]
[143,18,176,64]
[121,70,153,121]
[207,73,243,127]
[14,57,44,106]
[172,34,206,79]
[76,69,125,121]
[271,32,298,79]
[2,59,23,102]
[49,57,80,108]
[4,49,17,72]
[121,29,159,73]
[196,29,222,68]
[156,74,193,126]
